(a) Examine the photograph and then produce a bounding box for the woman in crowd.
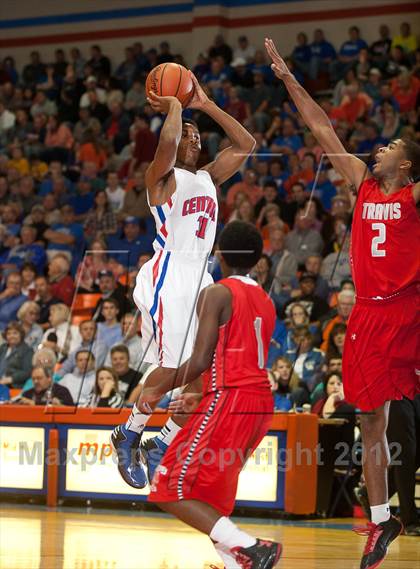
[77,128,107,171]
[228,197,255,224]
[285,326,325,393]
[312,371,358,516]
[0,321,33,388]
[17,300,43,350]
[269,356,310,411]
[42,303,81,359]
[86,367,123,408]
[84,189,118,240]
[326,322,347,360]
[273,302,321,354]
[75,237,121,292]
[20,261,37,299]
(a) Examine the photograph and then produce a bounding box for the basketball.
[146,62,194,107]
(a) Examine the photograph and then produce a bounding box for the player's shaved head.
[218,220,263,270]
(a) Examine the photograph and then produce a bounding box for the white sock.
[125,404,150,434]
[157,417,182,447]
[214,542,242,568]
[370,503,390,525]
[210,517,256,550]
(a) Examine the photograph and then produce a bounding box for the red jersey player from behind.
[266,38,420,569]
[137,221,282,569]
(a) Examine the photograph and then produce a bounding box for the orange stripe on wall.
[0,2,418,48]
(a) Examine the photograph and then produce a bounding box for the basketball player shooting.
[111,72,256,489]
[136,220,282,569]
[265,38,420,569]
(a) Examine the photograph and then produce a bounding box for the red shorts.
[148,388,273,516]
[343,288,420,412]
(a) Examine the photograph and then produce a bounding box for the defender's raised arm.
[265,38,370,191]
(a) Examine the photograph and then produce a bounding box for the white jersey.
[134,167,218,367]
[148,167,218,262]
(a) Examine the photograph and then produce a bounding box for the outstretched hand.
[265,37,292,80]
[186,72,210,110]
[147,91,181,114]
[168,392,202,414]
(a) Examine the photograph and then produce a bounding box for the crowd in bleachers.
[0,22,419,411]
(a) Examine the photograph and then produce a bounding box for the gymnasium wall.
[0,0,419,70]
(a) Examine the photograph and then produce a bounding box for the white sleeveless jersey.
[148,167,218,262]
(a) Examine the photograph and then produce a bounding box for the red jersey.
[351,178,420,299]
[202,276,276,393]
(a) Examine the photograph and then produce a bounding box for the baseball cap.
[123,216,140,225]
[299,272,317,283]
[85,75,97,84]
[98,269,114,279]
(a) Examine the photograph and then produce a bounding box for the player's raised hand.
[147,91,181,114]
[187,72,210,110]
[265,37,292,80]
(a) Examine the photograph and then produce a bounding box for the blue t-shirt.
[273,393,293,412]
[48,222,84,255]
[309,179,337,211]
[292,45,312,63]
[310,41,337,60]
[6,244,47,273]
[69,192,95,216]
[339,39,368,58]
[272,134,303,153]
[39,177,73,196]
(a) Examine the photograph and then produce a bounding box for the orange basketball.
[146,63,194,108]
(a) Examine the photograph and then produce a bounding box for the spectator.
[336,84,373,126]
[45,205,84,265]
[270,356,310,411]
[120,170,151,221]
[285,206,324,266]
[42,302,81,358]
[104,312,148,373]
[80,76,108,110]
[326,322,347,360]
[321,225,352,290]
[97,298,123,348]
[30,89,57,118]
[59,349,96,406]
[127,113,158,175]
[290,254,329,300]
[105,171,125,213]
[332,26,368,81]
[20,346,60,392]
[20,262,37,299]
[77,129,107,171]
[285,326,324,392]
[87,45,111,78]
[17,300,43,349]
[233,35,256,63]
[4,224,47,274]
[20,365,73,406]
[267,228,298,290]
[57,319,108,378]
[0,272,27,331]
[226,168,262,207]
[125,79,147,111]
[0,321,33,387]
[109,344,142,401]
[34,275,60,329]
[115,47,138,90]
[22,51,46,87]
[242,70,272,132]
[370,25,392,68]
[86,366,123,408]
[230,58,254,89]
[103,101,130,153]
[391,71,420,114]
[43,114,74,162]
[92,269,131,321]
[107,216,153,269]
[84,189,118,239]
[73,108,101,143]
[271,117,302,155]
[76,238,118,292]
[208,34,233,65]
[292,32,312,77]
[391,22,418,54]
[309,29,337,80]
[282,272,330,323]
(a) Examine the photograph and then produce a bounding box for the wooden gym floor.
[0,505,418,569]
